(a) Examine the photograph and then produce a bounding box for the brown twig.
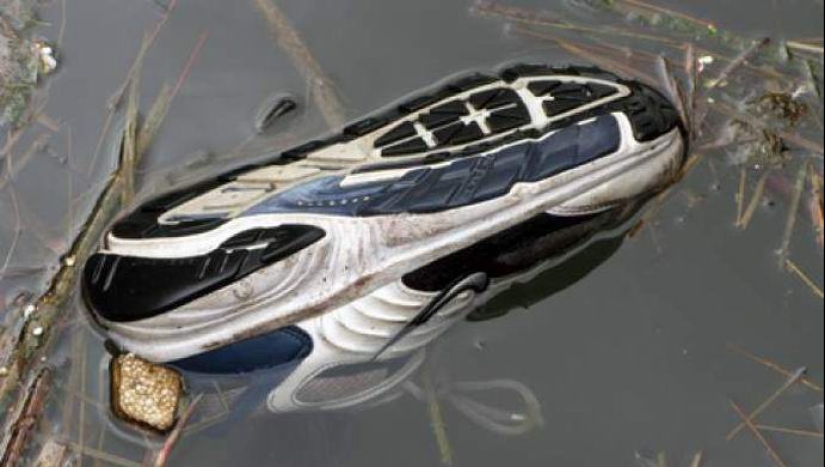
[713,103,824,155]
[727,367,807,441]
[515,26,656,83]
[706,38,770,90]
[252,0,346,129]
[739,170,770,229]
[778,161,810,268]
[756,425,825,438]
[0,189,22,279]
[809,166,824,249]
[136,31,209,165]
[0,368,53,466]
[785,259,824,299]
[735,167,747,226]
[618,0,717,31]
[153,394,203,467]
[87,0,179,177]
[727,344,823,392]
[729,400,788,467]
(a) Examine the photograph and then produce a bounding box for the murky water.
[1,0,823,465]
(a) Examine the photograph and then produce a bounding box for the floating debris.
[110,354,184,433]
[727,367,807,441]
[729,399,789,467]
[727,344,823,392]
[254,93,298,133]
[756,91,809,126]
[785,259,824,299]
[0,367,52,466]
[33,41,57,75]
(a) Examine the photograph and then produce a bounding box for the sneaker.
[83,64,685,370]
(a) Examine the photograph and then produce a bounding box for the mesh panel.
[295,358,407,404]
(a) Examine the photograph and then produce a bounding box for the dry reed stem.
[618,0,717,31]
[0,189,21,279]
[739,170,769,229]
[689,451,703,467]
[785,259,824,299]
[252,0,346,129]
[0,368,53,466]
[735,167,747,226]
[153,394,203,467]
[422,369,453,466]
[713,103,824,155]
[727,367,807,441]
[727,344,823,392]
[756,425,824,438]
[809,167,824,248]
[786,41,825,55]
[706,38,770,90]
[778,161,810,268]
[514,27,656,83]
[729,400,789,467]
[88,0,179,176]
[66,443,142,467]
[0,132,51,191]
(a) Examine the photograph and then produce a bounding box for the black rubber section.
[84,225,325,322]
[374,121,417,147]
[170,325,313,375]
[381,137,429,156]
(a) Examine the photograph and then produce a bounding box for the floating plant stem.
[66,443,143,467]
[714,103,823,156]
[727,367,807,441]
[778,161,810,268]
[735,167,747,226]
[655,55,689,129]
[786,41,825,56]
[618,0,718,32]
[729,400,789,467]
[422,368,453,466]
[514,26,656,83]
[810,166,824,248]
[756,425,825,438]
[706,37,770,90]
[727,344,823,392]
[785,259,824,299]
[739,170,770,229]
[88,0,179,176]
[0,368,53,466]
[153,394,203,467]
[252,0,346,129]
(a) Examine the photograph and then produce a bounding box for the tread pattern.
[109,65,682,240]
[252,115,620,216]
[84,225,325,322]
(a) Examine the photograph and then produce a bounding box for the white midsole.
[266,206,639,412]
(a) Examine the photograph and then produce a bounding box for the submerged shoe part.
[83,65,685,363]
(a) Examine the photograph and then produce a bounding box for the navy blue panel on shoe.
[575,115,621,165]
[247,115,620,218]
[169,326,313,375]
[525,125,579,182]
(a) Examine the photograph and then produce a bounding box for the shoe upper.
[83,64,685,362]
